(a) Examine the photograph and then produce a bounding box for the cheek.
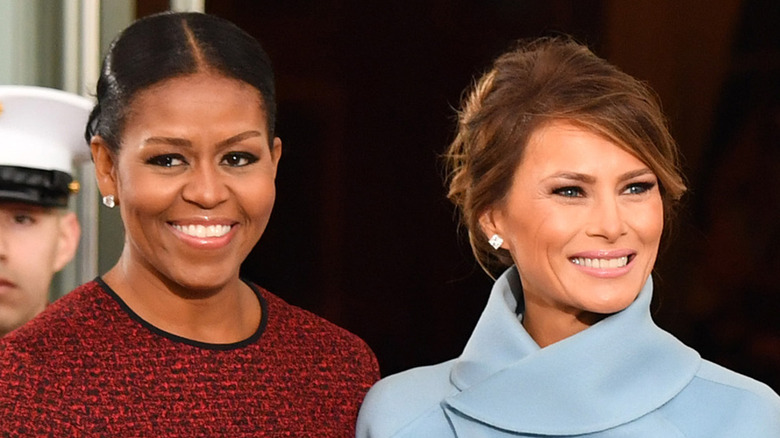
[117,170,176,217]
[17,231,61,273]
[508,207,574,265]
[241,179,276,221]
[633,197,665,245]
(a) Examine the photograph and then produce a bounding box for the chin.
[165,269,236,296]
[584,285,642,315]
[590,301,634,317]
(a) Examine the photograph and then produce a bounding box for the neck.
[521,300,605,348]
[102,262,261,344]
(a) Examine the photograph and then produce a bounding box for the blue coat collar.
[446,267,701,435]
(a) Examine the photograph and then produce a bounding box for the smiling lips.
[570,256,630,269]
[172,223,232,238]
[568,248,637,274]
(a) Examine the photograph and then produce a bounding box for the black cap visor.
[0,165,73,208]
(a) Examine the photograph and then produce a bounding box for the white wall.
[0,0,134,297]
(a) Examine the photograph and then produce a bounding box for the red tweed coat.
[0,279,379,436]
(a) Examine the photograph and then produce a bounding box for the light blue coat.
[357,267,780,437]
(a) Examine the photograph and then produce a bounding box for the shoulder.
[695,360,780,401]
[664,359,780,435]
[357,359,457,438]
[257,285,368,345]
[253,284,379,376]
[694,360,780,419]
[1,281,107,353]
[0,280,109,359]
[0,281,108,419]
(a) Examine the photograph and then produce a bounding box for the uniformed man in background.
[0,85,91,337]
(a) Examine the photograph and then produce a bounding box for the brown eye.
[146,154,185,167]
[221,152,258,167]
[13,214,34,225]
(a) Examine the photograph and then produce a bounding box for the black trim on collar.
[95,276,269,351]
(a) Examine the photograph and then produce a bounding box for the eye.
[221,152,259,167]
[146,154,186,167]
[623,182,656,195]
[553,186,584,198]
[12,213,35,225]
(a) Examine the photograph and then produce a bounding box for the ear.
[478,206,507,250]
[270,137,282,177]
[90,135,118,199]
[52,211,81,272]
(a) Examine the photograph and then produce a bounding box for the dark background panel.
[137,0,780,388]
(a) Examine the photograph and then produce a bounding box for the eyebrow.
[217,130,264,148]
[143,130,265,148]
[545,168,654,184]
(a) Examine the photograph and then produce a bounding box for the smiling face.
[0,204,80,336]
[481,121,664,346]
[92,72,281,294]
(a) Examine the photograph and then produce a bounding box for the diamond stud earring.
[488,234,503,250]
[102,195,115,208]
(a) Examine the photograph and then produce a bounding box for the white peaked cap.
[0,85,93,174]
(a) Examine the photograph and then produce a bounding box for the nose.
[585,196,628,242]
[181,162,229,209]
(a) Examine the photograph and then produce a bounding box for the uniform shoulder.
[357,359,457,438]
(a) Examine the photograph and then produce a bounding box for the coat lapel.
[445,267,701,436]
[445,407,688,437]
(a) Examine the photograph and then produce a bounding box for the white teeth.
[173,224,231,238]
[571,256,628,268]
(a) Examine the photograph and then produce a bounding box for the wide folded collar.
[446,267,701,435]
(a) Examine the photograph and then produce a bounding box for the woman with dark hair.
[356,37,780,437]
[0,12,378,436]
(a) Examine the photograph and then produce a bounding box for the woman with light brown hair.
[357,36,780,437]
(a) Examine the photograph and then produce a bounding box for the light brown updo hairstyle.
[445,36,687,277]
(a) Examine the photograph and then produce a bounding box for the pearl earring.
[102,195,115,208]
[488,234,503,250]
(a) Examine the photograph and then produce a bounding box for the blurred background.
[1,0,777,390]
